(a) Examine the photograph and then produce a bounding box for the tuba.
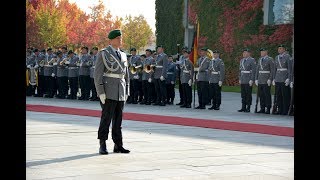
[143,64,155,73]
[28,66,38,86]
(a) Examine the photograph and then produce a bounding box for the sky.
[68,0,156,32]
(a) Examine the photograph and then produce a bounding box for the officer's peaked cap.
[108,29,122,39]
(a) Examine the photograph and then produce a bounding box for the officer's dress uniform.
[180,57,194,108]
[175,55,184,105]
[36,52,46,97]
[141,56,153,105]
[67,55,80,99]
[78,53,92,100]
[273,52,293,115]
[94,45,129,149]
[56,57,69,98]
[165,60,176,104]
[196,56,210,109]
[255,55,275,114]
[208,58,225,110]
[26,55,37,96]
[89,54,98,101]
[133,56,143,103]
[153,52,168,106]
[43,53,56,98]
[238,56,256,112]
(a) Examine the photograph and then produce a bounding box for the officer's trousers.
[258,84,271,108]
[154,79,167,103]
[182,83,192,105]
[197,81,209,107]
[275,82,290,115]
[209,83,221,107]
[98,99,124,146]
[69,77,79,99]
[240,84,252,105]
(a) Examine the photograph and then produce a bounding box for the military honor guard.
[26,49,38,96]
[56,50,69,99]
[89,47,99,101]
[175,47,188,105]
[153,45,168,106]
[208,50,225,110]
[94,29,130,155]
[43,48,57,98]
[141,49,154,105]
[254,48,275,114]
[78,46,92,100]
[179,49,194,108]
[195,47,210,109]
[165,55,176,104]
[238,48,256,112]
[65,50,80,100]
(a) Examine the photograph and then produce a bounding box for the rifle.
[272,90,278,114]
[254,85,259,113]
[288,86,294,116]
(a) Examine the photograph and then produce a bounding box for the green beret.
[108,29,122,39]
[243,48,250,52]
[259,48,267,51]
[201,47,208,51]
[212,50,220,53]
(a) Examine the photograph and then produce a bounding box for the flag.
[190,18,199,65]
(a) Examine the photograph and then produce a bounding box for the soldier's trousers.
[69,77,79,99]
[209,83,221,106]
[258,84,271,108]
[57,76,68,98]
[128,79,134,102]
[154,79,167,103]
[240,84,252,105]
[178,79,183,103]
[26,85,36,96]
[98,98,124,146]
[151,81,156,102]
[44,76,55,97]
[90,77,97,99]
[133,79,143,102]
[275,82,290,115]
[79,75,90,100]
[197,81,209,107]
[166,83,175,103]
[182,83,192,105]
[37,75,45,97]
[142,80,151,102]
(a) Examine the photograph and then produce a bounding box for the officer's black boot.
[265,107,271,114]
[213,104,220,110]
[113,144,130,153]
[99,140,108,155]
[238,104,246,112]
[245,105,251,112]
[257,107,265,113]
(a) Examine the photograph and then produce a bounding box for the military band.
[153,45,168,106]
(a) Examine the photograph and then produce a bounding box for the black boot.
[238,104,246,112]
[213,105,220,110]
[265,107,271,114]
[99,140,108,155]
[257,107,265,113]
[245,105,251,112]
[208,104,216,110]
[113,144,130,153]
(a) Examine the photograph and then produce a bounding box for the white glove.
[218,81,222,87]
[99,94,106,104]
[160,76,165,81]
[290,82,294,88]
[134,75,139,79]
[51,73,55,77]
[249,80,253,86]
[76,63,80,66]
[272,80,275,86]
[267,79,271,86]
[255,80,258,86]
[239,80,241,84]
[148,78,152,83]
[27,65,31,68]
[53,62,58,65]
[34,64,39,68]
[285,78,290,86]
[133,64,136,67]
[64,61,70,64]
[171,81,175,85]
[188,79,192,86]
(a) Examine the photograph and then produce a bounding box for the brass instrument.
[129,64,143,74]
[207,49,214,60]
[47,58,57,65]
[39,60,45,67]
[27,66,38,86]
[59,58,69,65]
[143,64,155,73]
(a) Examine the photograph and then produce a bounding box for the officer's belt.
[155,65,163,68]
[259,71,270,73]
[103,73,125,79]
[211,71,220,74]
[277,68,287,71]
[241,71,251,73]
[167,72,174,74]
[69,67,79,70]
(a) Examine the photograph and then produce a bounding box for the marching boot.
[257,107,265,113]
[238,104,246,112]
[265,107,271,114]
[245,105,251,112]
[113,144,130,153]
[99,140,108,155]
[208,104,216,110]
[213,105,220,110]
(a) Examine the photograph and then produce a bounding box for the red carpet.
[26,104,293,137]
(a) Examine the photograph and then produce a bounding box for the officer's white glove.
[285,78,290,86]
[290,82,294,88]
[27,65,31,68]
[99,94,106,104]
[267,79,271,86]
[53,62,58,65]
[148,78,152,83]
[64,61,70,64]
[255,80,258,86]
[272,80,275,86]
[171,81,175,85]
[188,79,192,86]
[218,81,222,87]
[160,76,165,81]
[51,73,55,77]
[34,65,39,68]
[133,75,139,79]
[239,80,241,84]
[249,80,253,86]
